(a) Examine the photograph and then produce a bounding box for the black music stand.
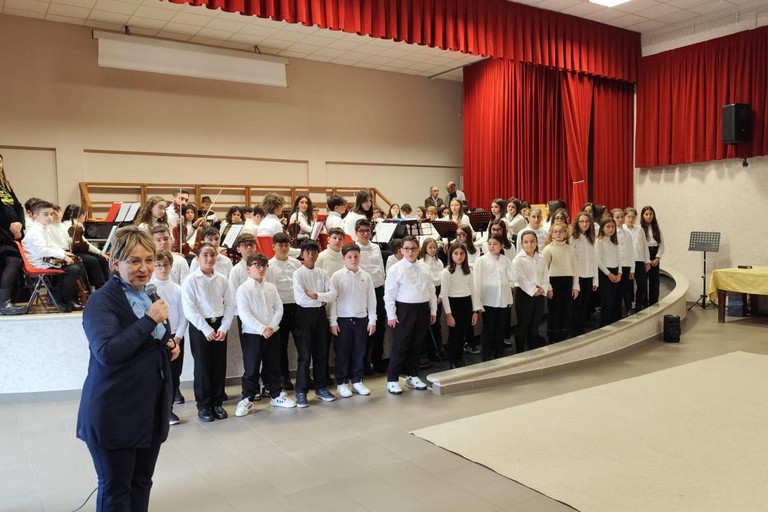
[398,218,420,236]
[468,211,494,234]
[688,231,720,310]
[431,220,459,242]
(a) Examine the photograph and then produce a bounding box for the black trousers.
[0,253,21,290]
[599,269,622,326]
[514,289,546,353]
[648,246,661,305]
[547,276,573,343]
[189,320,227,410]
[51,262,83,303]
[424,285,443,359]
[572,277,593,336]
[481,305,510,361]
[387,301,429,381]
[633,260,648,310]
[76,252,109,289]
[87,440,162,512]
[446,296,472,366]
[366,285,387,369]
[277,303,298,377]
[335,317,368,384]
[170,338,184,394]
[294,306,329,393]
[619,266,632,315]
[240,332,281,400]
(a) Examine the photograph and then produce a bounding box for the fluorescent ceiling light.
[93,30,288,87]
[589,0,630,6]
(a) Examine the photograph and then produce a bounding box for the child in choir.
[384,235,436,394]
[219,205,244,241]
[415,206,426,221]
[611,208,634,316]
[541,222,579,343]
[570,212,599,336]
[150,250,188,424]
[543,200,566,232]
[426,206,438,222]
[151,225,190,285]
[329,243,377,398]
[241,205,262,236]
[22,200,85,312]
[517,207,547,255]
[513,231,550,353]
[324,194,347,233]
[265,232,302,392]
[235,253,296,417]
[257,193,287,237]
[316,227,345,277]
[288,195,314,242]
[641,206,664,306]
[386,203,402,219]
[595,218,622,326]
[400,203,413,219]
[182,243,236,422]
[227,233,258,296]
[385,238,404,273]
[190,227,233,277]
[455,225,480,268]
[441,242,482,368]
[135,196,169,234]
[419,237,444,361]
[480,219,512,255]
[505,197,527,239]
[624,207,650,311]
[292,239,336,407]
[446,198,472,231]
[354,219,387,374]
[345,190,374,241]
[473,235,517,361]
[549,208,569,233]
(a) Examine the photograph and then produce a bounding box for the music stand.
[398,218,420,236]
[431,220,459,243]
[468,211,494,234]
[687,231,720,310]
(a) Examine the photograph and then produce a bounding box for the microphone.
[145,283,173,342]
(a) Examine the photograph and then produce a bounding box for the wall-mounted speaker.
[722,103,751,144]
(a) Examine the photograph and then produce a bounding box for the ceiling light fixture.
[588,0,631,7]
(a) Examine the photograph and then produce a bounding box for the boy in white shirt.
[384,235,437,395]
[151,225,190,285]
[21,200,84,312]
[329,243,377,397]
[228,233,258,296]
[235,253,296,417]
[182,243,236,422]
[316,227,345,277]
[190,227,233,278]
[292,239,337,407]
[265,232,302,392]
[354,219,387,374]
[150,250,189,424]
[324,195,347,233]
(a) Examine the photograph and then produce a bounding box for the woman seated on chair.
[0,154,25,315]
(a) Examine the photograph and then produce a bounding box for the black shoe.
[67,301,84,312]
[169,411,180,425]
[261,386,271,398]
[198,408,215,422]
[174,389,185,405]
[281,375,294,391]
[213,405,228,420]
[0,300,25,316]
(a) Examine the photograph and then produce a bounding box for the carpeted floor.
[413,351,768,512]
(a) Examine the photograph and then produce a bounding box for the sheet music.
[125,202,141,222]
[310,220,324,240]
[372,223,398,244]
[114,203,132,222]
[221,223,245,248]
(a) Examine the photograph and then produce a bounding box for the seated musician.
[22,200,84,312]
[60,204,109,290]
[173,204,205,257]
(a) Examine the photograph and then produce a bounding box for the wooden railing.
[79,182,394,220]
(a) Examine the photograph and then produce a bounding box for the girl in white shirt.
[517,207,548,255]
[612,208,635,316]
[513,231,551,353]
[455,226,479,268]
[505,197,527,241]
[624,207,651,310]
[440,242,482,368]
[595,219,622,327]
[344,190,374,242]
[134,196,169,235]
[447,198,472,233]
[641,206,665,306]
[570,212,598,336]
[419,237,444,360]
[288,195,314,242]
[473,236,516,361]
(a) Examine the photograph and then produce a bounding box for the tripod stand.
[687,231,720,310]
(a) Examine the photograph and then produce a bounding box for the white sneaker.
[352,382,371,396]
[405,376,428,390]
[386,381,403,395]
[270,392,296,409]
[235,398,253,417]
[336,383,353,398]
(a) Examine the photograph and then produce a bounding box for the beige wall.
[635,155,768,302]
[0,14,462,211]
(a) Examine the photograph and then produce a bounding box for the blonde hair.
[109,227,156,275]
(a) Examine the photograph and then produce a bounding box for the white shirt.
[625,224,651,263]
[570,235,599,287]
[181,268,236,337]
[645,227,665,258]
[241,219,259,236]
[357,241,385,288]
[473,253,516,308]
[422,255,444,286]
[170,253,190,286]
[513,251,551,297]
[236,278,283,336]
[289,211,313,237]
[22,221,66,268]
[506,214,527,236]
[329,267,377,326]
[343,211,365,241]
[265,256,301,304]
[292,265,335,308]
[149,277,188,338]
[47,222,71,251]
[190,253,232,278]
[166,204,180,229]
[517,226,548,255]
[595,238,620,274]
[324,211,345,232]
[385,255,401,274]
[384,259,437,320]
[316,248,344,277]
[257,214,284,237]
[440,268,483,314]
[616,225,634,268]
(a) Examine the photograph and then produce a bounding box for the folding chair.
[14,241,66,314]
[257,236,276,259]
